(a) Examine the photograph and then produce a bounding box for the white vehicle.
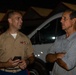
[27,12,65,75]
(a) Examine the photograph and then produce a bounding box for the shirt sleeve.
[26,39,34,57]
[62,41,76,70]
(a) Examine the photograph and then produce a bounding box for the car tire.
[28,57,50,75]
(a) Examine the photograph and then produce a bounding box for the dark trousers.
[0,69,30,75]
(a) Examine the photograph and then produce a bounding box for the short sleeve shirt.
[50,32,76,75]
[0,31,34,62]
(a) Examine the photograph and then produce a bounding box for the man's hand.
[56,52,66,59]
[18,60,27,70]
[5,58,21,68]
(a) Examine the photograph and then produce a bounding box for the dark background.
[0,0,76,12]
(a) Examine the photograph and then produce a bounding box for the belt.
[0,68,22,73]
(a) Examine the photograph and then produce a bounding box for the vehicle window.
[39,21,56,43]
[31,18,65,44]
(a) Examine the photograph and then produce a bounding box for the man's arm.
[46,53,57,63]
[0,62,7,69]
[56,58,68,70]
[46,52,65,63]
[0,59,21,69]
[46,52,69,70]
[26,53,35,65]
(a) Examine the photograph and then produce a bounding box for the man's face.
[8,12,23,30]
[60,11,73,31]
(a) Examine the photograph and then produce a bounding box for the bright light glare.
[38,54,40,57]
[41,51,43,54]
[52,37,56,39]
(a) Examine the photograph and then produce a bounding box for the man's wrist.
[26,59,30,65]
[0,62,7,68]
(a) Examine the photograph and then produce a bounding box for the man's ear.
[72,18,76,25]
[8,18,12,24]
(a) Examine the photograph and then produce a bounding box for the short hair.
[64,9,76,19]
[70,10,76,19]
[6,10,23,19]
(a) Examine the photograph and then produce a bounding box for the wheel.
[28,57,50,75]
